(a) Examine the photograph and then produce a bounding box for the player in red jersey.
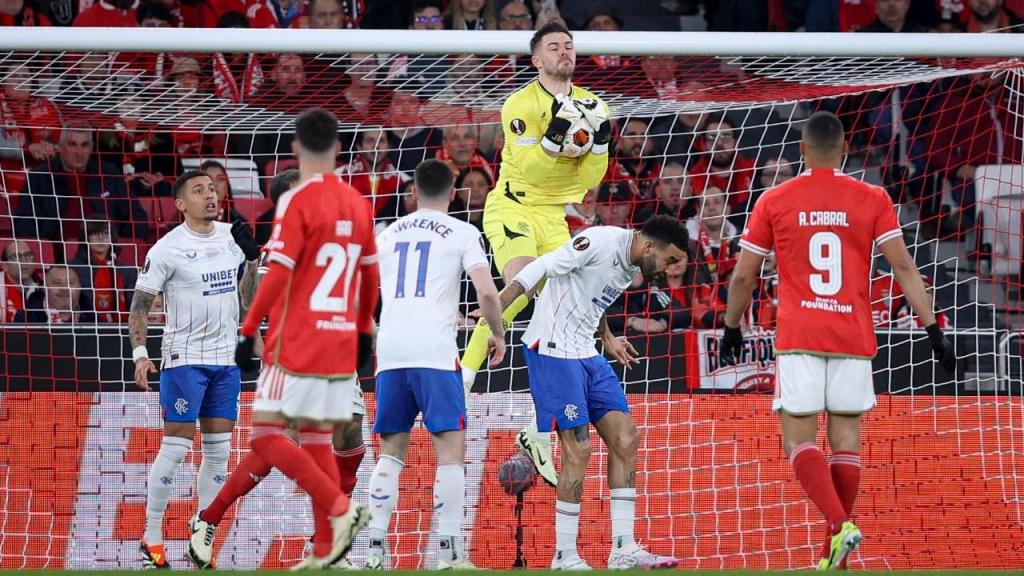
[190,108,376,570]
[720,111,956,570]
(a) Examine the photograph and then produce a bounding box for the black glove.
[231,219,261,262]
[541,93,579,153]
[357,332,375,373]
[719,324,744,366]
[235,335,259,372]
[926,323,957,373]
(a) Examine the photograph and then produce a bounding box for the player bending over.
[197,108,375,570]
[129,169,260,569]
[364,159,506,570]
[499,216,685,570]
[459,20,611,487]
[720,111,957,570]
[186,168,369,569]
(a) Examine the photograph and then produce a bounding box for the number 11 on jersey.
[394,241,431,298]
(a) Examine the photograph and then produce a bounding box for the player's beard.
[639,253,659,283]
[548,61,574,82]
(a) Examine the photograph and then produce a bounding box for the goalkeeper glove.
[542,93,581,154]
[574,97,611,154]
[357,332,375,373]
[231,219,261,262]
[926,323,957,373]
[719,324,744,366]
[235,335,259,372]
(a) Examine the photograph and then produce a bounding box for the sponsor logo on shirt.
[202,268,237,296]
[591,285,621,312]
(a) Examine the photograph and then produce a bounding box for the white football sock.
[198,432,232,511]
[525,418,551,449]
[367,455,404,543]
[555,500,580,555]
[610,488,636,549]
[434,463,465,561]
[461,366,477,389]
[144,436,191,544]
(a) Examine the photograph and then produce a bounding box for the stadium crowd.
[1,0,1020,331]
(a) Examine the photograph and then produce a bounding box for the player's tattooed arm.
[238,260,259,314]
[128,290,156,349]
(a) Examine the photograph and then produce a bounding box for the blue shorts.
[523,348,629,433]
[160,365,241,422]
[373,368,465,434]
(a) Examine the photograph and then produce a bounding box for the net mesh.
[1,44,1023,569]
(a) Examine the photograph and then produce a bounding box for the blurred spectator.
[147,292,165,324]
[0,0,54,25]
[68,218,137,322]
[136,1,173,26]
[305,0,344,28]
[337,127,408,217]
[436,124,495,182]
[199,160,245,223]
[444,0,496,29]
[750,252,779,328]
[614,117,659,199]
[336,52,381,121]
[659,255,698,330]
[687,186,739,328]
[14,122,149,243]
[859,0,929,32]
[247,0,302,28]
[499,0,532,29]
[649,80,708,165]
[532,0,565,28]
[753,158,795,204]
[636,161,696,222]
[966,0,1023,31]
[97,99,175,196]
[688,114,756,217]
[386,91,444,173]
[594,181,634,227]
[210,14,264,103]
[73,0,136,27]
[0,60,62,169]
[583,5,621,30]
[252,53,307,111]
[19,265,93,323]
[255,167,300,244]
[934,9,966,31]
[165,56,210,157]
[378,2,449,91]
[410,0,443,28]
[639,56,680,100]
[454,165,492,230]
[871,271,951,329]
[1,239,41,322]
[576,7,636,90]
[606,272,666,334]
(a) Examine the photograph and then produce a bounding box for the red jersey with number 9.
[740,168,901,358]
[263,173,378,376]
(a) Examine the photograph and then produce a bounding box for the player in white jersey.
[497,216,687,570]
[129,169,261,569]
[365,159,506,570]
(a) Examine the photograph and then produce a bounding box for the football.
[560,116,594,158]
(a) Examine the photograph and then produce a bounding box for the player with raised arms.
[720,111,957,570]
[129,169,261,569]
[460,20,611,487]
[363,159,506,570]
[498,215,685,570]
[207,107,375,569]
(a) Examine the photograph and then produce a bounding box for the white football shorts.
[773,353,875,415]
[254,364,365,421]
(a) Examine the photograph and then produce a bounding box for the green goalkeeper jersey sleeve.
[496,80,610,207]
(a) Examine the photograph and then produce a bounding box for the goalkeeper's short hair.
[414,159,454,200]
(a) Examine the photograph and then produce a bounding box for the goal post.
[0,28,1022,570]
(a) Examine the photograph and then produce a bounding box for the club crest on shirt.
[572,236,590,251]
[564,403,579,421]
[510,118,526,135]
[228,242,240,257]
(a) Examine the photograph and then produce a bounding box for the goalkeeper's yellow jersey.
[495,80,610,207]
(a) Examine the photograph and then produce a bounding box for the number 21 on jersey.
[311,242,362,312]
[394,241,431,298]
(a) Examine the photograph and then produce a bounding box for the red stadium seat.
[136,197,181,238]
[263,158,299,196]
[232,198,273,227]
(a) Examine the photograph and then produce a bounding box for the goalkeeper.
[460,21,610,486]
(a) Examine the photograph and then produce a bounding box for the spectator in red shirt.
[0,60,62,169]
[210,12,265,103]
[436,124,495,183]
[246,0,302,28]
[688,114,756,218]
[73,0,136,26]
[614,117,660,200]
[337,127,409,217]
[966,0,1023,31]
[686,186,739,328]
[1,240,41,322]
[0,0,53,25]
[68,218,137,323]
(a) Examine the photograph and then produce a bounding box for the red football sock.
[301,429,344,558]
[200,450,272,525]
[249,424,346,518]
[334,444,365,497]
[830,451,861,516]
[790,442,847,534]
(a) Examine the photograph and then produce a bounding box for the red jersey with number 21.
[740,168,901,359]
[263,173,378,376]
